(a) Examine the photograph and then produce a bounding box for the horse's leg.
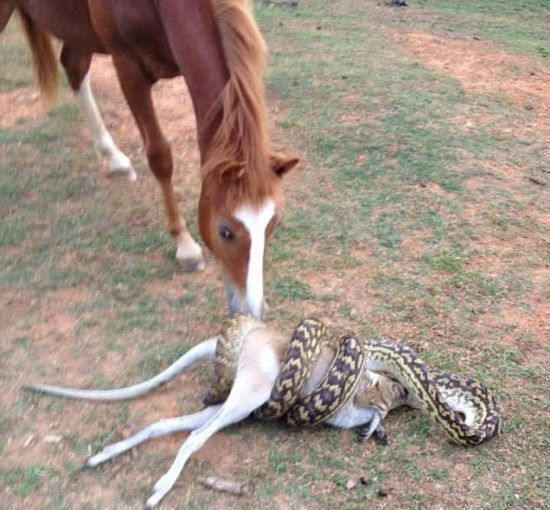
[111,55,205,271]
[60,45,136,181]
[84,405,222,468]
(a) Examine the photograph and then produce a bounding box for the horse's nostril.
[225,281,249,317]
[246,298,266,321]
[260,302,268,321]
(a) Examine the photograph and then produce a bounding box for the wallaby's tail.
[22,337,218,401]
[16,7,58,103]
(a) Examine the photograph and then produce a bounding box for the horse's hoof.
[177,253,206,273]
[176,235,206,272]
[106,164,137,182]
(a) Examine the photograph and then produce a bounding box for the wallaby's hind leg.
[144,332,281,509]
[60,45,136,180]
[84,405,223,468]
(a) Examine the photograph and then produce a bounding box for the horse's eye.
[219,225,234,241]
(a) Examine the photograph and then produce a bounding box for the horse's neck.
[160,0,269,167]
[156,0,229,154]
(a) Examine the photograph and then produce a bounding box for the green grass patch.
[0,465,55,497]
[416,0,550,57]
[270,275,313,302]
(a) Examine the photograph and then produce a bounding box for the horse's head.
[199,153,298,319]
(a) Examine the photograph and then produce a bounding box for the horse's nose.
[258,300,268,321]
[225,280,267,320]
[246,297,266,321]
[226,285,243,316]
[249,301,267,321]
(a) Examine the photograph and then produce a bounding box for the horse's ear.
[219,160,246,183]
[270,153,300,178]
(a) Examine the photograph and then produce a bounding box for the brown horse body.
[2,0,298,318]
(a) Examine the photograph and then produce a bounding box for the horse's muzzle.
[225,281,266,320]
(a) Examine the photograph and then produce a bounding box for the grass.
[1,1,549,509]
[416,0,550,57]
[0,465,55,498]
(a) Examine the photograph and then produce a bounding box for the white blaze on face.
[234,199,276,318]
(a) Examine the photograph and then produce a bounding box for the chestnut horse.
[1,0,298,319]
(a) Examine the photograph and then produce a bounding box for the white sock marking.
[77,72,135,179]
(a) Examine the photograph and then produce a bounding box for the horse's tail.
[17,7,58,103]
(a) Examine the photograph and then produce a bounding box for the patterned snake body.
[207,316,501,446]
[359,339,501,445]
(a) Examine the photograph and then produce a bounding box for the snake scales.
[205,316,501,446]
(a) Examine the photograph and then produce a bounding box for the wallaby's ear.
[270,153,300,178]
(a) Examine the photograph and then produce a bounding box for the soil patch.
[395,30,550,134]
[0,87,45,129]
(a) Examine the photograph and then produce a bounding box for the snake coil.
[207,317,502,446]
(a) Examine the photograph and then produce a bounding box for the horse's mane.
[203,0,277,208]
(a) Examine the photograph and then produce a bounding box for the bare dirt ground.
[396,30,550,133]
[290,23,548,331]
[393,29,549,342]
[0,86,44,129]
